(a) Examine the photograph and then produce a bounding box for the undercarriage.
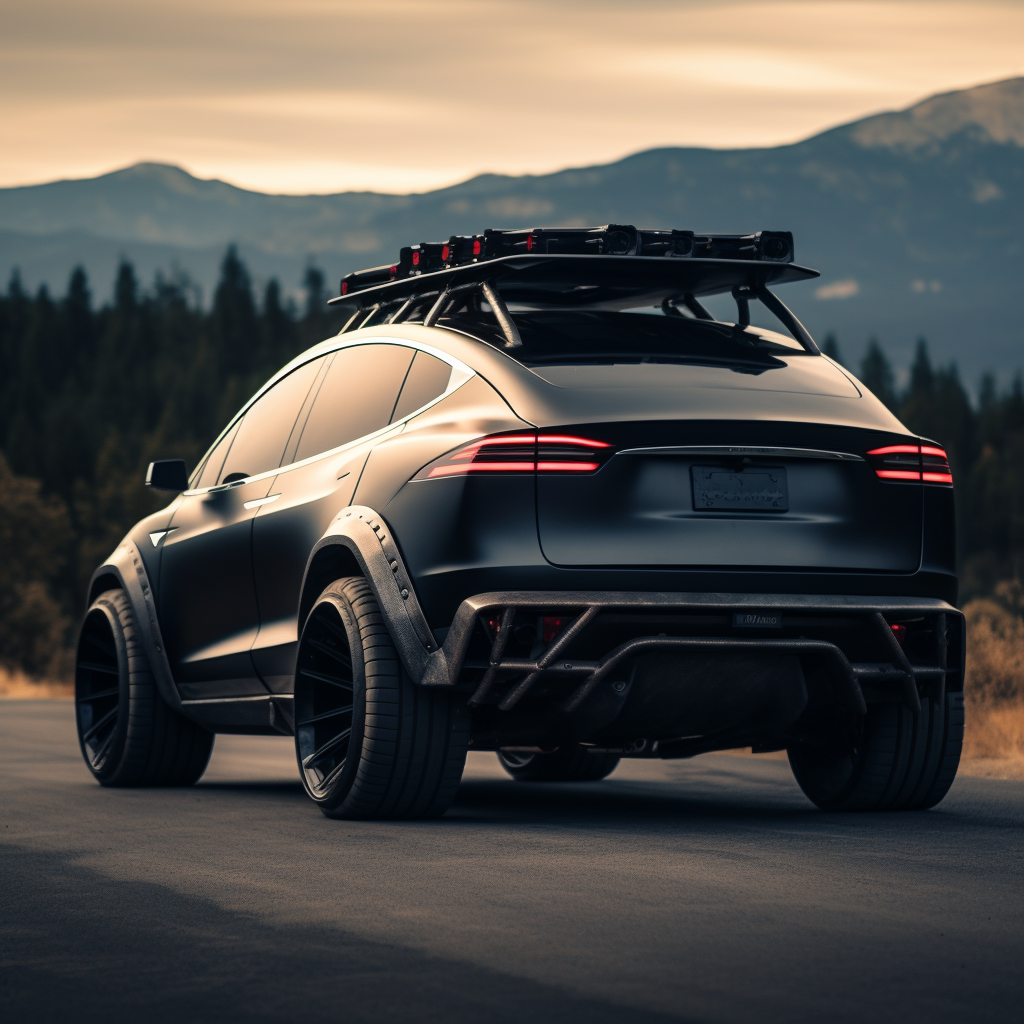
[435,592,965,758]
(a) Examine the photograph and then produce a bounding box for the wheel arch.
[298,505,450,685]
[84,543,191,718]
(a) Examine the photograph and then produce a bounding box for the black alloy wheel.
[294,577,469,819]
[75,589,214,787]
[497,747,621,782]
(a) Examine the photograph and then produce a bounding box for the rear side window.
[219,357,325,482]
[391,351,451,422]
[292,344,415,463]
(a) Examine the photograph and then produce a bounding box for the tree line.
[1,248,1022,677]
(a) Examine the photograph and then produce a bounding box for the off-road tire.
[497,747,620,782]
[294,577,469,819]
[787,690,964,811]
[75,589,214,786]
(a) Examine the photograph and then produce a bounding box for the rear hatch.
[530,358,922,573]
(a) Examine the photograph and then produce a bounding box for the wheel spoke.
[81,631,117,659]
[301,668,353,691]
[307,637,352,669]
[318,755,350,791]
[90,721,118,765]
[82,706,118,743]
[297,706,353,726]
[78,660,119,675]
[315,613,351,646]
[302,728,352,769]
[78,687,120,702]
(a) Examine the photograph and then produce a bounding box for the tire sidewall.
[294,588,368,811]
[75,595,132,783]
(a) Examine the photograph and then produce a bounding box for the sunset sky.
[3,0,1023,194]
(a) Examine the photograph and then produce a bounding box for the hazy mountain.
[2,77,1022,374]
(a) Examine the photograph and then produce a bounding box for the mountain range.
[2,77,1022,376]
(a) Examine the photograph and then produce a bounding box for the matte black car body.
[81,231,964,809]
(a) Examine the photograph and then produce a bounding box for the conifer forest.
[1,249,1022,678]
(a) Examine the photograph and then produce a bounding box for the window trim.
[185,338,473,496]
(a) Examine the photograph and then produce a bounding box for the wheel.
[75,589,214,786]
[497,747,620,782]
[787,690,964,811]
[294,577,469,819]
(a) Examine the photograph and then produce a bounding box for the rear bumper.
[431,590,964,753]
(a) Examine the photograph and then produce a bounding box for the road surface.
[2,700,1022,1023]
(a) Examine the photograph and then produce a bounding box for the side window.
[391,351,452,422]
[292,344,415,463]
[193,419,241,490]
[218,357,325,483]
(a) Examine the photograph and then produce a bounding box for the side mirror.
[146,459,189,492]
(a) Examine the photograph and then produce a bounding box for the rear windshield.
[440,309,808,370]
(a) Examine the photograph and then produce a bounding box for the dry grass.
[0,665,72,700]
[959,591,1024,779]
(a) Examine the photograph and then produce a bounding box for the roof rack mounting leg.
[339,308,365,334]
[682,292,713,320]
[423,288,451,327]
[732,285,751,327]
[755,284,820,354]
[480,281,522,350]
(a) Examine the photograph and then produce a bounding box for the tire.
[294,577,469,819]
[787,690,964,811]
[75,589,214,787]
[497,747,620,782]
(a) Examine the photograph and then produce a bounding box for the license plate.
[691,465,788,512]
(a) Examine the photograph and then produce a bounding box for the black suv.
[75,225,964,818]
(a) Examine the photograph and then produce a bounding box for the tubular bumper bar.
[423,591,963,717]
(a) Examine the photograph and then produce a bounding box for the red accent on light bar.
[920,446,947,458]
[876,469,922,481]
[341,281,349,295]
[867,445,920,456]
[890,623,907,646]
[473,239,481,255]
[527,235,535,252]
[923,472,953,484]
[442,245,450,261]
[389,265,397,279]
[412,252,420,265]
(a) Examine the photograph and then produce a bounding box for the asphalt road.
[2,701,1022,1024]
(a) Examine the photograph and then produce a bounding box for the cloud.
[2,1,1023,192]
[815,279,860,300]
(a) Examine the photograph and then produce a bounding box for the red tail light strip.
[420,432,612,479]
[866,444,952,486]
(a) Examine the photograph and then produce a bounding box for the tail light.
[867,444,952,486]
[416,431,613,479]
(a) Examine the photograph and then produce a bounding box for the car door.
[158,356,326,699]
[250,342,441,692]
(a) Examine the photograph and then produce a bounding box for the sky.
[2,0,1023,195]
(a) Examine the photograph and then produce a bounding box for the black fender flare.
[85,540,193,718]
[299,505,453,687]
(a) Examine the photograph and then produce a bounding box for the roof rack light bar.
[337,225,796,300]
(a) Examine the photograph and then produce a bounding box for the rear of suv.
[74,225,964,817]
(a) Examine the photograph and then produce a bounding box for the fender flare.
[300,505,453,687]
[85,541,192,718]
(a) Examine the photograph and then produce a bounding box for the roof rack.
[329,225,820,354]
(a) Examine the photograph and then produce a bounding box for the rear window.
[442,309,806,370]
